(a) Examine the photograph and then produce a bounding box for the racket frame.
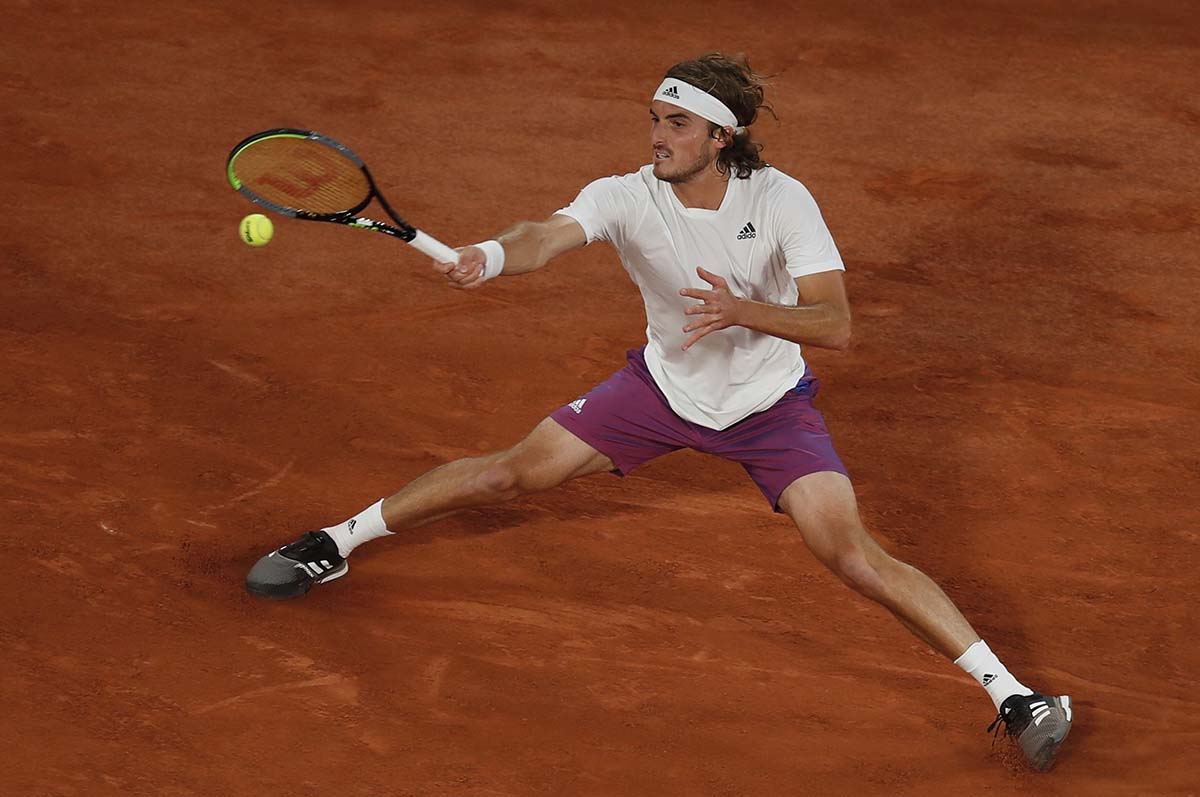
[226,128,458,262]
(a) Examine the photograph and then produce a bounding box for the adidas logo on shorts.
[736,221,756,240]
[569,398,587,414]
[663,85,680,99]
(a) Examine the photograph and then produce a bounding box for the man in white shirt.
[246,53,1072,772]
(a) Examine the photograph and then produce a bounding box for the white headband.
[652,77,746,134]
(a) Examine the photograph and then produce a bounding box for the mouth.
[654,150,670,161]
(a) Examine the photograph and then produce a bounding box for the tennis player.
[246,53,1072,771]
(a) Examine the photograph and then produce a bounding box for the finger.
[450,272,479,287]
[682,316,718,333]
[432,259,456,275]
[683,304,712,316]
[452,256,477,276]
[449,245,483,272]
[696,266,726,286]
[679,288,714,300]
[445,270,477,288]
[449,268,484,289]
[681,323,718,351]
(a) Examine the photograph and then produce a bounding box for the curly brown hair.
[664,52,776,179]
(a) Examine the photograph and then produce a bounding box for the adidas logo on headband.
[653,77,745,134]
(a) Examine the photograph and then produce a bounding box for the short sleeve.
[773,177,845,279]
[555,176,630,245]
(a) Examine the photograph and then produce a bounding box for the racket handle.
[409,230,459,264]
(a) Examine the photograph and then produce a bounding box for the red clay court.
[2,1,1198,794]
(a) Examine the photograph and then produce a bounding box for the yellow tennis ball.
[239,213,274,247]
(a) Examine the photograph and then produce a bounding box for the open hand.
[679,266,743,350]
[432,245,487,290]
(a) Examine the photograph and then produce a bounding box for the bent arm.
[680,268,851,352]
[737,270,852,350]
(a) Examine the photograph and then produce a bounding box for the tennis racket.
[226,128,459,263]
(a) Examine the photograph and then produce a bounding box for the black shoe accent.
[245,530,348,600]
[987,692,1073,772]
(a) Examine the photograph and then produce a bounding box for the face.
[649,100,724,183]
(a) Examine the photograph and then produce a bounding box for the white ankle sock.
[323,499,391,558]
[954,640,1034,711]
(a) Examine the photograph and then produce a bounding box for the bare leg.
[381,417,614,530]
[779,471,979,660]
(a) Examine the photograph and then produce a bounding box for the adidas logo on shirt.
[663,85,680,99]
[736,221,756,240]
[569,398,587,414]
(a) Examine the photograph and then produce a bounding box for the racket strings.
[231,137,369,215]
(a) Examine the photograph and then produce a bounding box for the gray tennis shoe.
[988,692,1073,772]
[245,530,348,599]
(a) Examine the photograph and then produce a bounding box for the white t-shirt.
[556,164,844,431]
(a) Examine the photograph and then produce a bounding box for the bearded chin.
[658,149,713,184]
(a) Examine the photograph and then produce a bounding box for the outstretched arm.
[680,267,852,351]
[433,214,587,290]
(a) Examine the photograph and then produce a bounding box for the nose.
[651,126,667,149]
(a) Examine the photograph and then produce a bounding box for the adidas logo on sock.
[347,518,357,534]
[982,673,997,686]
[569,398,587,414]
[663,85,679,99]
[736,221,756,240]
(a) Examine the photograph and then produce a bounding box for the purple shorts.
[550,348,849,511]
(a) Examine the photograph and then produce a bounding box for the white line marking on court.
[202,458,296,513]
[207,359,268,388]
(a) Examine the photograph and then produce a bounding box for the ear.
[711,126,732,150]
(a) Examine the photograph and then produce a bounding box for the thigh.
[777,470,885,563]
[548,349,693,475]
[703,385,849,511]
[502,416,617,489]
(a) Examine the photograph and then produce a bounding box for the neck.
[669,166,730,210]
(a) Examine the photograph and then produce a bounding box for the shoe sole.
[1018,695,1072,772]
[246,561,348,600]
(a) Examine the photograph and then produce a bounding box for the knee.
[829,548,893,603]
[474,453,548,501]
[474,459,524,501]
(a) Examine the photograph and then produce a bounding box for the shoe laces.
[987,698,1018,743]
[281,531,326,557]
[987,710,1009,741]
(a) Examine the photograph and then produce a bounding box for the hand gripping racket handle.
[409,230,460,264]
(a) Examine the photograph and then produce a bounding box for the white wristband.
[474,239,506,281]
